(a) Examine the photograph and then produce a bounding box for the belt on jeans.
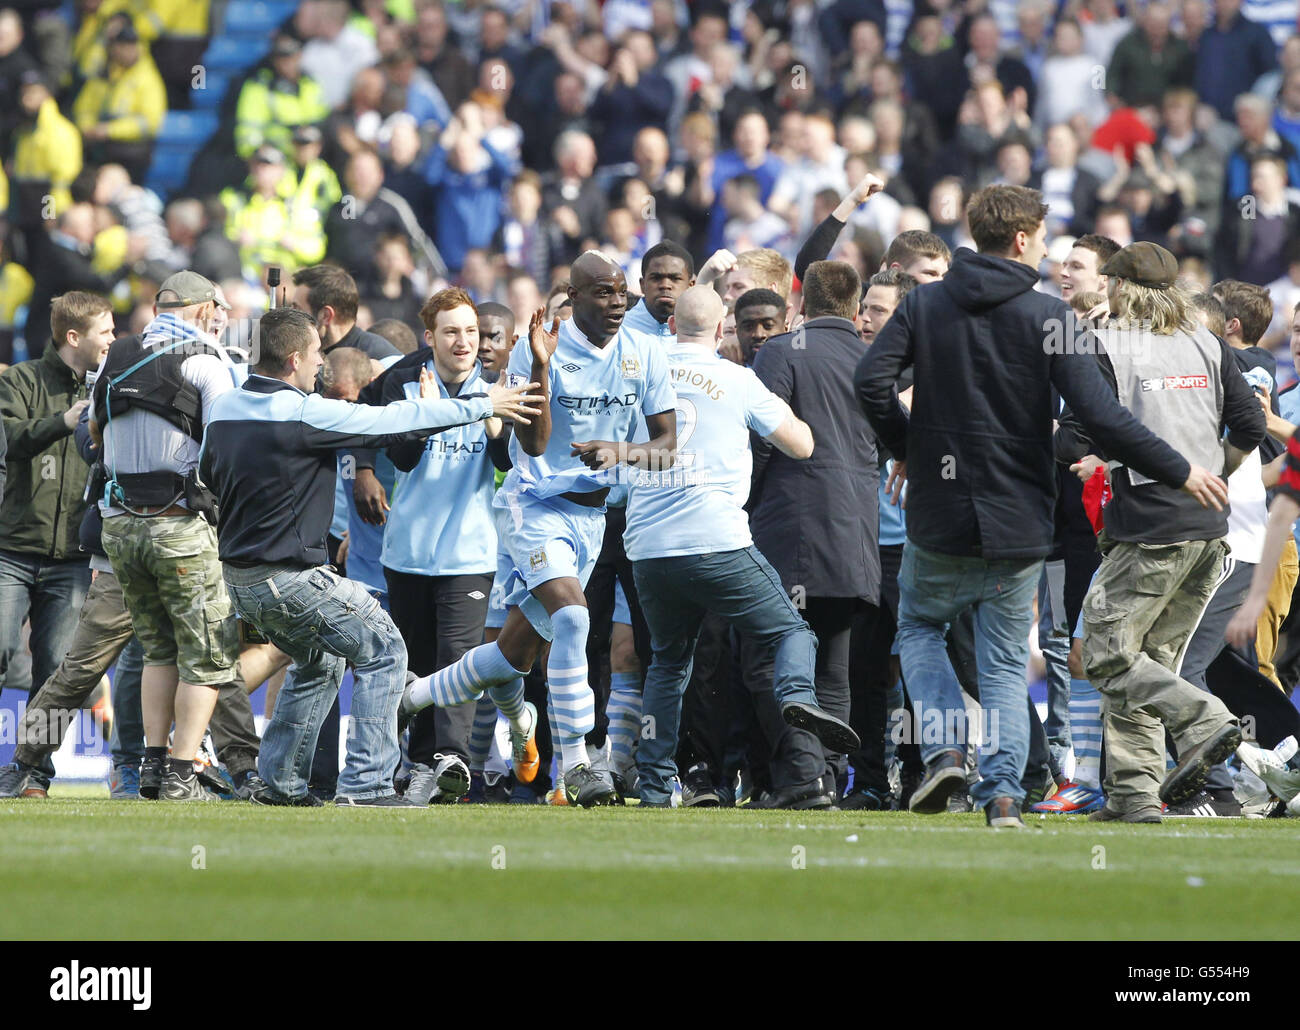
[561,488,609,508]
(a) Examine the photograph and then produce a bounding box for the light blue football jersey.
[380,362,498,576]
[500,314,676,500]
[624,340,788,560]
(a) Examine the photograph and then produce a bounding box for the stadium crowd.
[1,0,1300,823]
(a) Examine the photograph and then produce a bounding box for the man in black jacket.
[856,185,1226,828]
[744,260,879,809]
[289,264,401,364]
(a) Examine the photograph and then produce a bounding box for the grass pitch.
[2,787,1297,939]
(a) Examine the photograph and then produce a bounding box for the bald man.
[399,252,678,806]
[622,285,858,806]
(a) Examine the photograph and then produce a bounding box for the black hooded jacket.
[854,247,1190,560]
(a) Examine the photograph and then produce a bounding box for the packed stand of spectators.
[2,0,1300,820]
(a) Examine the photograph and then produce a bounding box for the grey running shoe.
[334,793,418,807]
[160,769,211,801]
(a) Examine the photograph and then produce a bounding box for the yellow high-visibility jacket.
[73,54,167,142]
[71,0,163,82]
[221,186,326,279]
[154,0,210,37]
[234,68,329,159]
[12,98,83,215]
[277,158,342,218]
[0,262,33,329]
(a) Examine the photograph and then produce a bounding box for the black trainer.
[984,797,1028,829]
[681,764,720,807]
[1165,789,1242,818]
[1160,722,1242,806]
[232,770,269,800]
[780,701,861,753]
[249,783,324,806]
[750,782,834,810]
[139,756,165,800]
[908,749,967,814]
[840,786,890,811]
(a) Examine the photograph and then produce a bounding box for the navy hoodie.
[855,247,1190,560]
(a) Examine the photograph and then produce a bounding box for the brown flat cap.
[1100,241,1179,290]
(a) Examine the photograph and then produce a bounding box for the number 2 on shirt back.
[674,398,697,468]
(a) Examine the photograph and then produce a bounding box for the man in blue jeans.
[625,285,858,807]
[0,292,114,736]
[857,186,1225,828]
[200,307,541,806]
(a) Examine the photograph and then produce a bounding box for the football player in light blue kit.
[624,286,861,806]
[402,251,678,806]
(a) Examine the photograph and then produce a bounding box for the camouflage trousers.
[1081,534,1237,810]
[101,514,239,685]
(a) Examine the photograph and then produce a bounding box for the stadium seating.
[146,111,222,195]
[219,0,296,39]
[202,36,269,72]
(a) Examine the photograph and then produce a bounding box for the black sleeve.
[349,351,430,470]
[794,214,846,282]
[855,293,914,460]
[74,407,97,466]
[1220,339,1268,452]
[1054,351,1114,464]
[488,429,513,472]
[386,438,426,472]
[1049,332,1190,488]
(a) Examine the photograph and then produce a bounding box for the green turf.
[3,788,1297,939]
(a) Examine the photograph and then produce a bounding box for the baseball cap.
[20,69,47,90]
[271,36,302,57]
[292,124,322,145]
[251,144,286,165]
[156,271,217,308]
[108,20,139,43]
[1099,241,1179,290]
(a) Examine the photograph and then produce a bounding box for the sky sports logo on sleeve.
[1140,375,1209,391]
[49,962,151,1010]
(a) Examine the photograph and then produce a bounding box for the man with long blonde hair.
[1057,242,1267,822]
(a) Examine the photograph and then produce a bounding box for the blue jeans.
[0,551,91,704]
[109,637,144,769]
[633,547,818,804]
[896,544,1041,807]
[223,565,406,801]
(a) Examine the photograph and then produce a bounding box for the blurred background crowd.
[1,0,1299,376]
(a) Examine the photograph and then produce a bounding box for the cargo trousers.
[1082,534,1238,810]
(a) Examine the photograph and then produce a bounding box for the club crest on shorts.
[621,356,643,380]
[528,547,548,571]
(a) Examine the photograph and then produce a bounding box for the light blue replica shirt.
[380,362,498,576]
[344,451,395,594]
[878,459,907,547]
[500,315,676,501]
[608,298,674,507]
[625,340,788,560]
